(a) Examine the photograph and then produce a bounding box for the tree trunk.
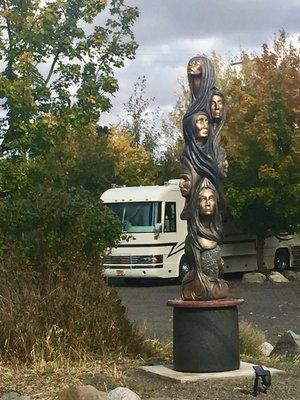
[256,235,265,272]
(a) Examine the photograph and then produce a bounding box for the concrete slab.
[140,362,283,383]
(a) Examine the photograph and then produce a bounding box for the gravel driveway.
[116,276,300,343]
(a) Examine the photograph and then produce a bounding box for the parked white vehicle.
[100,180,299,280]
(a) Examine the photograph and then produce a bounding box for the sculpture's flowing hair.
[180,154,199,220]
[180,55,229,300]
[182,112,220,190]
[183,178,223,287]
[186,56,216,117]
[183,61,227,197]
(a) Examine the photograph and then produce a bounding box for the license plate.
[116,269,125,276]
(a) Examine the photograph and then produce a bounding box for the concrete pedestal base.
[140,362,283,383]
[167,298,244,373]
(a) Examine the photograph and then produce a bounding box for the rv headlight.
[150,255,163,263]
[136,255,163,264]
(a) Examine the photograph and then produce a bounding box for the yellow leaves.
[240,92,255,108]
[258,164,280,181]
[248,187,274,206]
[107,126,153,186]
[19,52,34,63]
[86,95,97,105]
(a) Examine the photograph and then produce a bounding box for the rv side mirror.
[154,223,162,234]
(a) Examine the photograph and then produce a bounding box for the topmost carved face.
[187,57,202,76]
[199,188,216,215]
[210,94,224,119]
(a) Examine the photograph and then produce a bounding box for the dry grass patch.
[239,321,267,357]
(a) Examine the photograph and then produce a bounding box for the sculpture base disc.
[167,298,244,373]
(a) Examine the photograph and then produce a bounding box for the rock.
[0,394,30,400]
[282,270,298,280]
[259,341,274,357]
[57,385,106,400]
[268,271,289,283]
[0,394,20,400]
[242,272,267,283]
[271,330,300,359]
[107,387,141,400]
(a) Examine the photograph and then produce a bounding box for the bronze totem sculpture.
[180,56,229,301]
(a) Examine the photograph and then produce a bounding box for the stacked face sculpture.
[179,56,229,301]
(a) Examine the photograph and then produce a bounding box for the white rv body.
[101,181,299,279]
[101,180,186,279]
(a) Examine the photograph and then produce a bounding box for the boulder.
[259,342,274,357]
[271,330,300,359]
[0,394,30,400]
[268,271,289,283]
[107,387,141,400]
[242,272,267,283]
[282,270,298,281]
[57,385,106,400]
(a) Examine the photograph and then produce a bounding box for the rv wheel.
[274,249,290,272]
[178,257,191,283]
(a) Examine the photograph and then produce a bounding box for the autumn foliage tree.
[107,124,155,186]
[222,31,300,270]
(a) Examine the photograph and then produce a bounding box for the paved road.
[116,277,300,343]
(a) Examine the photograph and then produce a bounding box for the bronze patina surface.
[167,298,245,308]
[180,56,228,301]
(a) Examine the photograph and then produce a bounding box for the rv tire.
[274,248,290,272]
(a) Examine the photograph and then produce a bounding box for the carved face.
[199,188,216,215]
[222,158,229,176]
[211,94,224,119]
[195,114,209,139]
[187,57,202,76]
[179,173,191,197]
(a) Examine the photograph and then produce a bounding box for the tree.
[107,124,156,186]
[155,78,187,183]
[0,1,150,363]
[221,31,300,270]
[0,0,139,157]
[0,0,141,277]
[114,76,163,184]
[121,75,161,153]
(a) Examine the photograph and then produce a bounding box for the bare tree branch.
[45,51,60,85]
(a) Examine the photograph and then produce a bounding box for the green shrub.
[0,253,147,363]
[0,185,120,277]
[239,321,266,357]
[0,183,150,364]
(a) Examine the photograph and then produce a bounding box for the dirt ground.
[0,358,299,400]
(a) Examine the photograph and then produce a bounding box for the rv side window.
[164,202,176,232]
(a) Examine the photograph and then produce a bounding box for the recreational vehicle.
[100,180,299,280]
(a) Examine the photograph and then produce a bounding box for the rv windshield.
[107,202,161,233]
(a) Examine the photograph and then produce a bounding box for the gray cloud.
[101,0,299,125]
[131,0,299,46]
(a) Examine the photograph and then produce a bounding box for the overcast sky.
[101,0,299,125]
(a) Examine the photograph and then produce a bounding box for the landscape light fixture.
[252,365,271,396]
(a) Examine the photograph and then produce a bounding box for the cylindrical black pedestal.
[167,298,244,373]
